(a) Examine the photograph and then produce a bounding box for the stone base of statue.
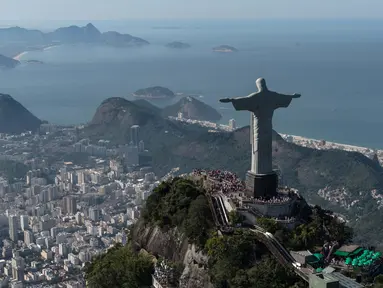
[245,171,278,198]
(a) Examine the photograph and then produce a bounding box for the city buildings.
[8,215,18,242]
[130,125,140,147]
[229,119,236,130]
[0,124,165,286]
[63,196,77,215]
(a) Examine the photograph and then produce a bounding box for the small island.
[133,86,176,100]
[25,60,44,64]
[212,45,238,53]
[165,41,191,49]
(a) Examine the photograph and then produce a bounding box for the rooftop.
[293,250,313,257]
[331,272,364,288]
[337,245,361,253]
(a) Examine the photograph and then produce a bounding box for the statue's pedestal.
[245,171,278,198]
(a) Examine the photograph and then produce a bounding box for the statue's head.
[256,78,267,91]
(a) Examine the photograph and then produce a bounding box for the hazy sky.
[1,0,383,21]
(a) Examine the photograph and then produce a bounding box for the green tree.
[141,178,214,247]
[231,256,305,288]
[183,195,214,246]
[206,230,262,286]
[85,244,154,288]
[256,218,281,234]
[228,210,242,226]
[374,275,383,288]
[0,160,28,182]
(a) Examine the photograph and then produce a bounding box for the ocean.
[1,19,383,148]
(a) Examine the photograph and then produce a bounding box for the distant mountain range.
[0,94,42,133]
[0,23,149,57]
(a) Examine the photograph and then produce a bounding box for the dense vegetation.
[86,176,358,288]
[142,177,214,246]
[375,275,383,288]
[257,205,353,251]
[205,230,305,288]
[0,159,29,182]
[84,243,154,288]
[161,96,222,122]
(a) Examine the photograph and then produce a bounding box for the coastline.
[13,51,28,61]
[278,133,375,152]
[170,116,382,162]
[279,133,383,165]
[12,44,59,61]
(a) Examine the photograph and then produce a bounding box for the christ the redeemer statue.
[220,78,300,197]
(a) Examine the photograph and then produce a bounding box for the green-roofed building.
[334,245,362,258]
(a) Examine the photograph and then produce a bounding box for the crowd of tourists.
[251,195,291,204]
[192,169,245,193]
[273,216,296,222]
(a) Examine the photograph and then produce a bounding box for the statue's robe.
[231,91,293,174]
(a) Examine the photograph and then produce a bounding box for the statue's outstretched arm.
[277,92,301,98]
[220,93,257,103]
[274,92,301,108]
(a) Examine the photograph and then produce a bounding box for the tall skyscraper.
[8,215,18,242]
[229,119,236,130]
[130,125,140,147]
[138,140,145,152]
[24,230,34,245]
[63,196,77,215]
[60,167,67,182]
[69,172,77,185]
[89,207,101,222]
[11,255,24,281]
[20,215,29,231]
[59,243,70,257]
[47,185,57,201]
[77,171,85,185]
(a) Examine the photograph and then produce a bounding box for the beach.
[12,45,58,61]
[13,51,28,61]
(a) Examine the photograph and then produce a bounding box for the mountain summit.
[162,96,222,122]
[0,23,149,49]
[0,94,42,134]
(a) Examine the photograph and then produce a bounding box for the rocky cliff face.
[133,221,213,288]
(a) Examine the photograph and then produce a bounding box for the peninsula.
[133,86,176,100]
[212,45,238,53]
[0,54,20,68]
[0,23,149,64]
